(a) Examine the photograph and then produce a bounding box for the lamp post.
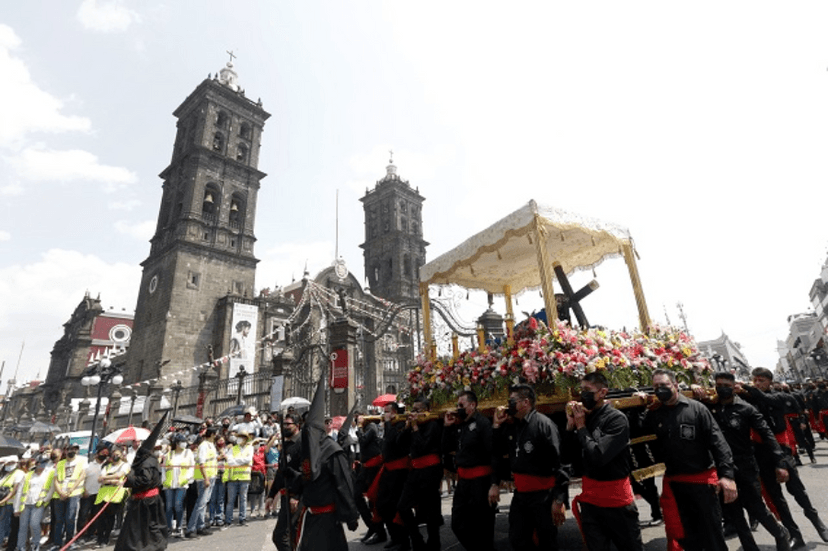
[170,380,183,418]
[236,366,248,405]
[81,352,124,457]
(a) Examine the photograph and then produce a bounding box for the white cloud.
[0,249,140,382]
[108,198,142,211]
[76,0,141,33]
[0,231,10,241]
[0,25,91,147]
[6,148,138,190]
[257,241,336,291]
[114,219,154,241]
[0,182,23,196]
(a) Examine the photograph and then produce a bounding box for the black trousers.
[670,481,727,551]
[722,458,786,551]
[579,501,643,551]
[377,468,408,544]
[451,477,495,551]
[97,501,123,545]
[271,498,300,551]
[398,464,443,549]
[756,444,817,540]
[354,464,382,533]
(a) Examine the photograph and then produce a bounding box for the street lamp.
[81,352,124,457]
[235,366,248,405]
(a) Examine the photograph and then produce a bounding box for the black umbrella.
[172,414,204,426]
[29,421,61,435]
[216,404,246,419]
[11,420,32,433]
[0,435,25,457]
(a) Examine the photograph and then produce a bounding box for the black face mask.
[818,384,826,390]
[654,386,674,403]
[506,399,518,416]
[66,451,76,459]
[222,423,230,428]
[580,390,597,411]
[716,386,735,400]
[455,406,467,422]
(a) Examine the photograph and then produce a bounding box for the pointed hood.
[336,402,359,449]
[300,375,327,481]
[134,411,168,462]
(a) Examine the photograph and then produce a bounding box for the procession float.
[402,200,715,480]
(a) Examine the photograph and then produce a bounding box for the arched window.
[229,193,246,228]
[216,111,228,129]
[236,143,248,163]
[403,255,411,278]
[201,184,220,221]
[213,132,224,152]
[239,122,251,140]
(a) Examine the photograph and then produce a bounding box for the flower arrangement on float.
[406,317,712,408]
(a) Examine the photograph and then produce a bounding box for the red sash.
[366,456,409,502]
[513,473,556,493]
[572,477,635,541]
[411,453,441,470]
[385,457,410,471]
[660,468,718,551]
[295,503,337,547]
[457,465,492,480]
[363,455,383,469]
[132,487,159,500]
[783,413,800,455]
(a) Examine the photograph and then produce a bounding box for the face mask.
[50,455,58,462]
[4,465,13,472]
[580,390,597,411]
[454,406,467,422]
[217,443,225,449]
[177,442,187,450]
[111,456,121,463]
[506,399,518,416]
[66,451,76,459]
[153,451,161,458]
[228,436,237,444]
[222,423,230,429]
[654,386,674,403]
[97,455,106,461]
[716,386,735,400]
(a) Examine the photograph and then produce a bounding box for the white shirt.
[84,460,104,495]
[14,468,51,512]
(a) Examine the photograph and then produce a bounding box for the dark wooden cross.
[553,262,599,328]
[227,50,236,64]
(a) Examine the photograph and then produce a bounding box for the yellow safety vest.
[19,469,54,511]
[163,450,194,489]
[95,462,129,504]
[194,441,218,481]
[56,458,86,497]
[225,444,252,482]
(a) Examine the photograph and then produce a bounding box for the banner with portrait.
[229,302,258,378]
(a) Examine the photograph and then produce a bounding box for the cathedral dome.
[218,61,239,92]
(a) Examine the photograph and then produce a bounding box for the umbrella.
[372,394,397,407]
[330,416,346,431]
[29,421,61,435]
[216,404,246,419]
[280,397,311,410]
[172,414,203,426]
[103,426,151,444]
[11,420,32,433]
[0,435,25,457]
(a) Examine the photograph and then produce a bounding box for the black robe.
[114,450,168,551]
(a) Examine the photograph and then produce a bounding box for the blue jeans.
[17,505,45,551]
[209,477,225,523]
[53,496,80,547]
[224,480,249,525]
[0,504,12,546]
[186,478,214,533]
[164,488,187,531]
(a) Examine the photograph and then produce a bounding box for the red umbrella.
[330,416,346,431]
[103,426,151,444]
[372,394,397,407]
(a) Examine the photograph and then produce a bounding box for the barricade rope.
[59,476,128,551]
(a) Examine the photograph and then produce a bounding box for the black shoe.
[791,537,807,549]
[364,532,387,545]
[775,525,792,551]
[239,520,248,527]
[361,528,376,543]
[750,518,760,531]
[197,529,212,536]
[383,540,400,550]
[184,531,198,539]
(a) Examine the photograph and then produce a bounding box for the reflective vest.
[56,458,87,497]
[225,444,252,482]
[18,469,54,511]
[95,462,129,504]
[194,441,218,481]
[163,450,194,489]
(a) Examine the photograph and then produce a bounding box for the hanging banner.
[229,303,259,378]
[270,375,285,412]
[330,349,348,389]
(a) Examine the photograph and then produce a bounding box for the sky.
[2,1,828,389]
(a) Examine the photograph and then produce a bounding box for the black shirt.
[494,409,568,503]
[707,396,785,467]
[382,420,409,463]
[576,403,631,481]
[641,393,735,480]
[408,418,442,459]
[742,387,792,436]
[442,410,496,484]
[358,422,382,463]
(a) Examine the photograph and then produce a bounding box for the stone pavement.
[97,440,828,550]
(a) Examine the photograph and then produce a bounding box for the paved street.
[109,442,828,551]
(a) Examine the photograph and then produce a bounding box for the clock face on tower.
[148,274,159,294]
[334,258,348,280]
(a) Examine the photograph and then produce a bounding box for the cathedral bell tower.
[360,155,428,303]
[127,59,270,384]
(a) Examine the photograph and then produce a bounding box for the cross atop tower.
[389,149,394,163]
[227,50,237,64]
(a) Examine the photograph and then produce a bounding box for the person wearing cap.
[14,455,53,551]
[223,430,253,527]
[185,426,218,538]
[94,447,130,548]
[51,443,87,551]
[162,432,194,537]
[231,408,262,438]
[114,413,169,551]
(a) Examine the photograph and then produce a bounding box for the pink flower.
[522,360,538,383]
